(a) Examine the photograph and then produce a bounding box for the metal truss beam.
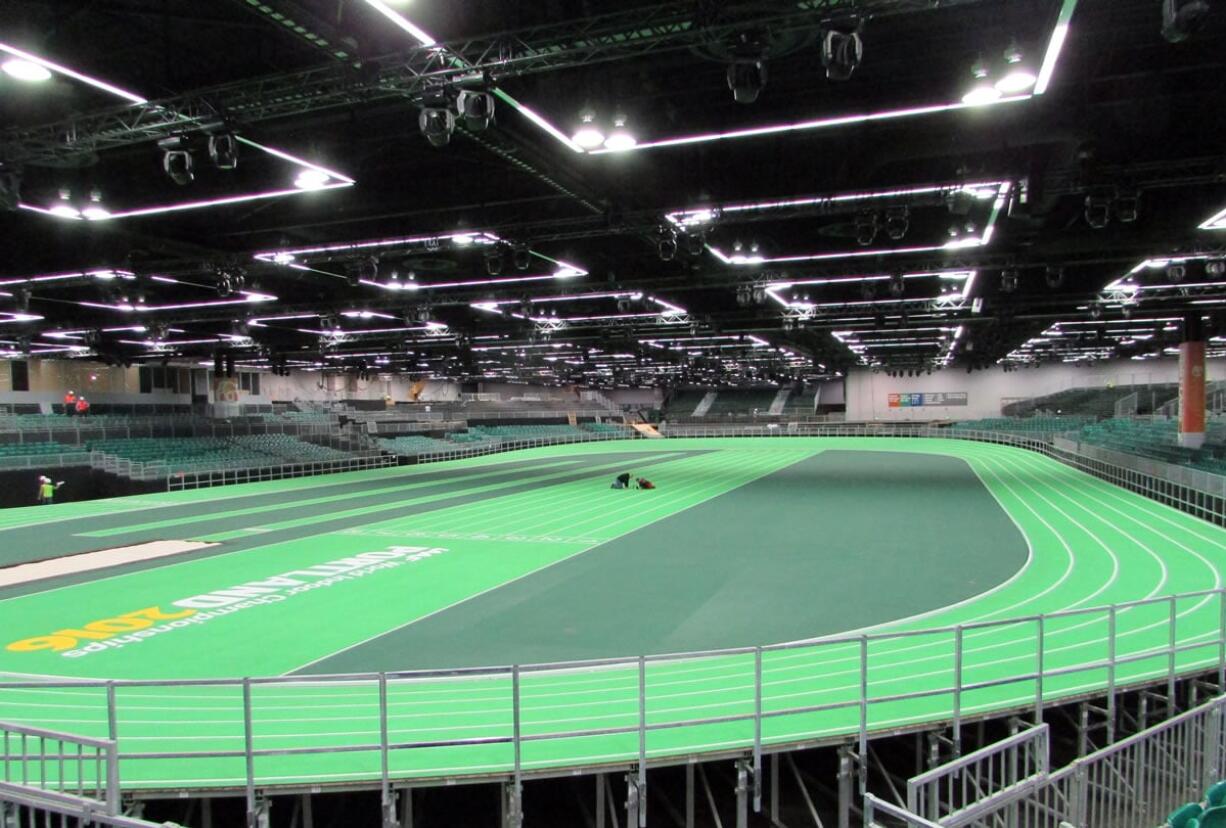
[0,0,985,166]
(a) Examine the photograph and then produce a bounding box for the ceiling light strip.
[0,41,147,104]
[1034,0,1079,95]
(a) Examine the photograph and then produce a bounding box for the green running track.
[0,437,1223,792]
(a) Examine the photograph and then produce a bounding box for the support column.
[1180,314,1207,449]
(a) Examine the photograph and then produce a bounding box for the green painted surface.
[0,437,1222,793]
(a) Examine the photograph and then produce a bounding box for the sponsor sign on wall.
[888,391,968,408]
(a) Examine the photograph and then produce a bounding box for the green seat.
[1201,808,1226,828]
[1209,783,1226,809]
[1170,803,1205,828]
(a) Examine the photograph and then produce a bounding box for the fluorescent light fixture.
[962,84,1003,106]
[995,69,1038,94]
[2,58,51,82]
[1199,208,1226,231]
[358,0,437,46]
[0,42,147,104]
[80,206,113,221]
[294,169,332,190]
[78,292,275,313]
[572,113,606,150]
[0,312,44,324]
[1034,0,1078,95]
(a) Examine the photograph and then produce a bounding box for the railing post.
[510,665,523,828]
[379,673,393,828]
[1219,589,1226,692]
[1107,606,1117,743]
[859,635,869,796]
[637,655,647,828]
[1168,596,1178,708]
[954,625,964,756]
[1035,615,1045,725]
[104,681,119,815]
[243,677,257,828]
[753,646,762,813]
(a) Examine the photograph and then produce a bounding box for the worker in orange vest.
[74,396,90,416]
[63,389,76,415]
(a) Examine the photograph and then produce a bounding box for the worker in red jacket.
[635,477,655,490]
[63,389,76,415]
[74,397,90,416]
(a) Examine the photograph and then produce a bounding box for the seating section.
[1165,780,1226,828]
[703,389,780,416]
[379,435,458,456]
[951,417,1094,435]
[85,436,357,474]
[1004,384,1179,418]
[581,421,627,434]
[470,424,587,440]
[0,441,85,468]
[1076,419,1226,473]
[781,390,815,415]
[662,390,709,418]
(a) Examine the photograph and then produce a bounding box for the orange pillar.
[1179,315,1206,448]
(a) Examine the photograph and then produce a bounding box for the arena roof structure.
[1,0,1224,384]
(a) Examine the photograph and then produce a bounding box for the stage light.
[821,29,863,81]
[885,206,909,240]
[603,115,637,152]
[1045,266,1065,289]
[81,191,112,221]
[685,231,705,257]
[456,90,495,131]
[1162,0,1211,42]
[1116,191,1140,223]
[657,229,678,262]
[294,169,331,190]
[1084,193,1111,229]
[571,111,605,149]
[512,243,532,271]
[2,58,51,82]
[1001,269,1019,293]
[485,248,504,276]
[160,138,194,186]
[1167,264,1186,283]
[855,211,878,246]
[1208,261,1226,277]
[727,60,767,104]
[419,107,456,148]
[208,134,239,170]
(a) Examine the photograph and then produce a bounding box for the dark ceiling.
[1,0,1225,385]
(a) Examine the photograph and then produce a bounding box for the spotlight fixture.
[603,114,637,152]
[821,28,863,81]
[1084,193,1111,230]
[727,60,767,104]
[1208,261,1226,277]
[1167,264,1187,283]
[208,134,239,170]
[994,40,1037,94]
[963,55,1002,105]
[456,89,495,131]
[1,57,51,82]
[512,243,532,271]
[294,169,331,190]
[1115,191,1140,223]
[685,231,706,257]
[1162,0,1211,43]
[854,211,878,246]
[1044,266,1065,289]
[158,137,194,186]
[571,110,605,149]
[1000,269,1019,293]
[885,206,909,240]
[484,247,504,276]
[419,106,456,148]
[0,168,19,211]
[657,229,678,262]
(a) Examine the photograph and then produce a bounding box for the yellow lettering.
[7,635,78,653]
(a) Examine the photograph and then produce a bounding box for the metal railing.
[1,587,1222,798]
[166,453,397,491]
[867,693,1226,828]
[907,724,1051,825]
[0,721,119,816]
[386,430,638,465]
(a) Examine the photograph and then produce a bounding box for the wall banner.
[888,391,968,408]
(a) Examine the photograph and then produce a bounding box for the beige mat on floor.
[0,540,217,588]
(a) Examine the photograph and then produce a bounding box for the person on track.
[611,472,632,489]
[36,475,64,504]
[635,477,655,490]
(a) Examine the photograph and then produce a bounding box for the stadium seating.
[1167,787,1226,828]
[1003,384,1179,418]
[950,416,1093,435]
[703,389,780,416]
[470,424,587,440]
[379,435,459,456]
[84,435,359,475]
[662,390,710,419]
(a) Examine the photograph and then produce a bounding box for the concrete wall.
[0,360,191,406]
[844,356,1226,421]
